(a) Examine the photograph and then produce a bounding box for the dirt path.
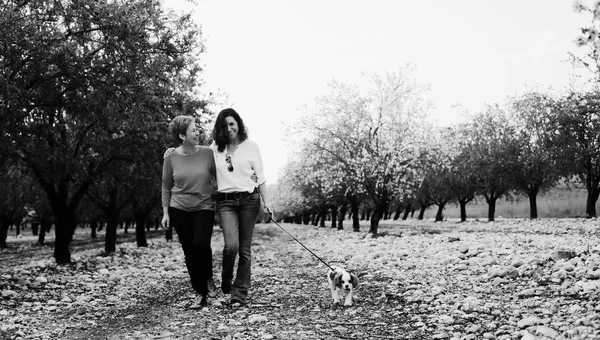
[1,223,430,340]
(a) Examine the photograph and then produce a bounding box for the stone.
[466,325,481,333]
[585,269,600,280]
[1,290,18,299]
[536,325,558,338]
[511,259,525,268]
[520,331,537,340]
[517,288,536,297]
[552,250,577,261]
[438,315,454,324]
[248,315,268,323]
[518,317,542,328]
[35,277,48,284]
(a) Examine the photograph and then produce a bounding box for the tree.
[0,164,28,248]
[0,0,207,263]
[552,92,600,217]
[292,67,431,235]
[507,92,562,219]
[441,126,477,222]
[465,105,518,221]
[86,162,136,254]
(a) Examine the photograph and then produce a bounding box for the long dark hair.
[212,108,248,152]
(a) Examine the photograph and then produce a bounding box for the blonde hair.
[168,115,195,144]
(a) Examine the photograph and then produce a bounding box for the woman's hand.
[163,147,176,159]
[263,204,273,221]
[161,215,170,230]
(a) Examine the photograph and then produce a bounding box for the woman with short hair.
[161,115,218,309]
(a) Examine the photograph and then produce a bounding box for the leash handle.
[257,188,334,271]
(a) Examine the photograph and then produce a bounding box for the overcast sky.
[166,0,591,183]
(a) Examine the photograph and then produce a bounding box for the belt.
[213,188,257,201]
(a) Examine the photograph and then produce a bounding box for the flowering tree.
[290,67,431,234]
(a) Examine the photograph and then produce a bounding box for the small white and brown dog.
[327,266,359,306]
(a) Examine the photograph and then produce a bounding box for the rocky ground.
[1,218,600,339]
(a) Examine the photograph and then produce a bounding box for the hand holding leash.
[264,207,273,222]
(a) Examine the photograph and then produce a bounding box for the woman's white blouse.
[209,140,266,193]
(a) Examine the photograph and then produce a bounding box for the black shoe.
[207,279,218,298]
[190,295,207,309]
[228,299,245,310]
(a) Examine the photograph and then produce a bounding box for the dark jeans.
[169,207,214,295]
[217,192,261,303]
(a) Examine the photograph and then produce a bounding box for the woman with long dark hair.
[210,108,272,308]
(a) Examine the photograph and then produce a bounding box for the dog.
[327,266,359,306]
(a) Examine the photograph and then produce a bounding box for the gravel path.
[2,218,600,339]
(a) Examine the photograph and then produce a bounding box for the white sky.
[166,0,591,183]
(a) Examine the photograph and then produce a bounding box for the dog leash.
[258,188,335,272]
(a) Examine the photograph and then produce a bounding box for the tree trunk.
[15,221,21,237]
[459,200,468,222]
[32,222,39,236]
[350,196,360,232]
[369,203,386,235]
[435,202,446,222]
[105,218,118,254]
[302,210,310,225]
[91,220,98,239]
[54,213,74,264]
[487,197,497,222]
[319,211,326,227]
[585,188,600,218]
[135,216,148,247]
[0,219,8,249]
[393,206,402,220]
[331,206,337,229]
[417,206,426,220]
[528,187,539,219]
[38,219,50,246]
[338,205,346,230]
[402,203,411,220]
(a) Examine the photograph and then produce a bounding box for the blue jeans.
[217,192,261,303]
[169,208,214,295]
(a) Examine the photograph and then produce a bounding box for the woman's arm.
[161,157,173,229]
[258,182,272,216]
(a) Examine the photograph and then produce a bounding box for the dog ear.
[328,270,336,282]
[333,274,342,287]
[350,274,359,288]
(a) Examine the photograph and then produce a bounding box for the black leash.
[258,188,335,271]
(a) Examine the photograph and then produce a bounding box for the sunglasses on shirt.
[225,155,233,172]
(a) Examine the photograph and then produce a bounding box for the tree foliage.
[0,0,208,263]
[287,67,432,234]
